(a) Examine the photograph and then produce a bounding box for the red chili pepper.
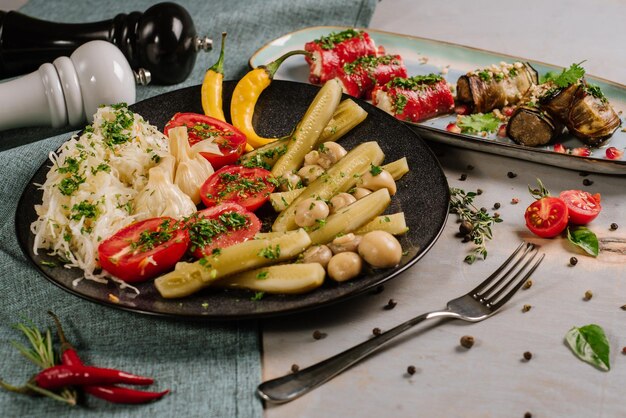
[35,365,154,390]
[48,312,168,404]
[84,386,170,404]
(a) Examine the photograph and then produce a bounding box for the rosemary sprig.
[1,320,77,405]
[449,187,503,264]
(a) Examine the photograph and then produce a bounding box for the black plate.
[15,80,449,320]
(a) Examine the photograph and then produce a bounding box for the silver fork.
[258,241,544,404]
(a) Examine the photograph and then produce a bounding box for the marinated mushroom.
[358,230,402,268]
[328,233,362,254]
[304,150,321,166]
[294,197,330,228]
[301,244,333,268]
[280,171,301,191]
[297,164,325,185]
[359,169,397,195]
[327,251,363,282]
[351,187,372,200]
[317,142,347,169]
[329,192,357,214]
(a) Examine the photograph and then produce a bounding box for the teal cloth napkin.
[0,0,376,416]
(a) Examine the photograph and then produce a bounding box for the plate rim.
[16,80,450,321]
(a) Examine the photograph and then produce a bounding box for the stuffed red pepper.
[304,29,378,84]
[372,75,455,123]
[336,55,407,100]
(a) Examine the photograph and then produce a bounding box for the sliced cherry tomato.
[559,190,602,225]
[524,197,569,238]
[97,217,189,283]
[200,165,277,211]
[183,202,261,258]
[164,113,247,169]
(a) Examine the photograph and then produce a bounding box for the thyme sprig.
[449,188,503,264]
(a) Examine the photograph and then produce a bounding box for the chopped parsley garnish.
[70,200,99,221]
[90,163,110,175]
[457,113,500,134]
[343,55,399,75]
[369,164,383,176]
[388,74,443,90]
[57,157,81,174]
[256,271,269,280]
[185,211,250,251]
[40,260,57,267]
[130,219,177,253]
[314,29,363,50]
[101,104,135,147]
[478,70,491,82]
[394,94,408,114]
[584,83,607,103]
[58,175,85,196]
[258,245,280,259]
[251,291,265,301]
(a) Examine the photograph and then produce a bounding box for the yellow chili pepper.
[231,50,307,149]
[201,32,227,121]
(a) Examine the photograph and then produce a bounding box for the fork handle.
[257,310,455,403]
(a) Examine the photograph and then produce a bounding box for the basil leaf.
[565,324,610,371]
[566,226,599,257]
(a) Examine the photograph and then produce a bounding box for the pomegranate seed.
[606,146,624,160]
[446,123,462,134]
[377,45,386,56]
[454,105,470,115]
[571,147,591,157]
[502,106,516,117]
[497,124,508,138]
[553,143,567,153]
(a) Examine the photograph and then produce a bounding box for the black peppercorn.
[459,173,467,181]
[291,364,300,373]
[493,202,501,209]
[407,365,416,375]
[459,220,473,235]
[313,330,327,340]
[523,351,532,361]
[460,335,474,349]
[476,189,483,195]
[525,412,533,418]
[372,327,382,336]
[570,257,578,266]
[583,178,593,186]
[507,171,517,178]
[610,223,618,231]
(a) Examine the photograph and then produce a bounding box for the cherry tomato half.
[559,190,602,225]
[524,197,569,238]
[200,165,277,211]
[184,202,261,258]
[164,113,247,169]
[97,217,189,283]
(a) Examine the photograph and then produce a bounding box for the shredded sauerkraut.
[30,104,170,285]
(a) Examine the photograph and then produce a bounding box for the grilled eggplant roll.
[304,29,378,84]
[336,55,407,99]
[372,75,455,123]
[456,62,538,113]
[506,105,563,146]
[540,82,620,146]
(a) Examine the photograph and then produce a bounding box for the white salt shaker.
[0,40,150,131]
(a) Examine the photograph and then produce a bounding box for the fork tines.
[472,242,544,309]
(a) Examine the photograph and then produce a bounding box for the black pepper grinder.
[0,2,212,85]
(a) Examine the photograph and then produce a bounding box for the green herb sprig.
[456,113,500,134]
[449,188,503,264]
